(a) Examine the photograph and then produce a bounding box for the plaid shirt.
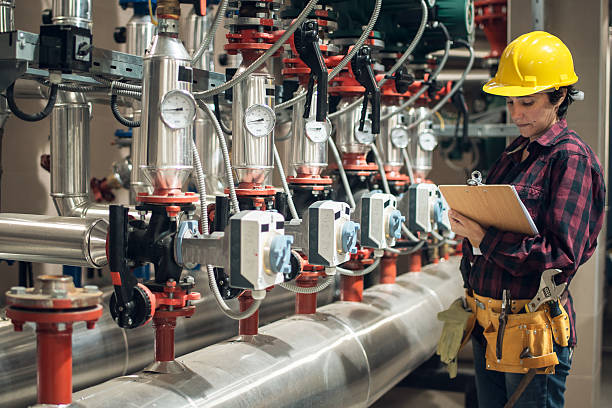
[462,119,605,346]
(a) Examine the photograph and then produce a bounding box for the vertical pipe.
[409,252,422,272]
[340,275,363,302]
[52,0,92,29]
[380,253,397,284]
[295,274,318,314]
[0,0,15,33]
[153,317,176,362]
[238,292,259,335]
[37,322,73,405]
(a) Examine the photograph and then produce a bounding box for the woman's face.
[505,91,565,139]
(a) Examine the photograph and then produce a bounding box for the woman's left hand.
[448,210,486,248]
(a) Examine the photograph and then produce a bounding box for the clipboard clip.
[466,170,483,186]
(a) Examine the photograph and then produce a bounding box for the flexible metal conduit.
[0,279,327,408]
[72,257,463,408]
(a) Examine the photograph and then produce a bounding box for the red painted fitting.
[380,253,398,284]
[239,291,259,335]
[409,251,422,272]
[341,275,364,302]
[295,272,319,315]
[153,316,177,362]
[36,322,73,405]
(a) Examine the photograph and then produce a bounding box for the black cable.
[6,82,58,122]
[213,94,232,136]
[110,94,140,127]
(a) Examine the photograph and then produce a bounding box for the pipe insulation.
[71,257,463,408]
[0,277,330,408]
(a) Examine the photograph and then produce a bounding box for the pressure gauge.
[418,131,438,152]
[160,90,197,129]
[244,104,275,138]
[305,118,332,143]
[390,126,410,148]
[354,119,374,144]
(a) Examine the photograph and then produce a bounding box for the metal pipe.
[52,0,92,30]
[0,213,108,267]
[0,279,333,407]
[0,0,14,33]
[71,258,463,407]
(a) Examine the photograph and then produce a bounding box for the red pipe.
[36,322,73,405]
[341,275,363,302]
[409,251,422,272]
[380,253,398,284]
[239,292,259,335]
[153,316,176,362]
[295,273,318,314]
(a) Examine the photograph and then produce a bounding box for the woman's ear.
[555,88,568,109]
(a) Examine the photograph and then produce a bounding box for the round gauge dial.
[305,118,332,143]
[354,119,374,144]
[244,104,275,138]
[160,90,197,129]
[418,131,438,152]
[390,126,410,148]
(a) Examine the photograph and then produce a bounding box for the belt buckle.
[475,299,486,310]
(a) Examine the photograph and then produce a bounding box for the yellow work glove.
[436,298,473,378]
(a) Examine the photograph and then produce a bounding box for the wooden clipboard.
[438,184,539,236]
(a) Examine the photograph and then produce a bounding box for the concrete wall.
[509,1,610,406]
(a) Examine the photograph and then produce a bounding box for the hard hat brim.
[482,77,578,97]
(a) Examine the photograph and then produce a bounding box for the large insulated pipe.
[0,213,107,267]
[0,281,332,408]
[0,0,15,33]
[72,258,463,407]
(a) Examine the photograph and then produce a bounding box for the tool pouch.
[546,300,570,347]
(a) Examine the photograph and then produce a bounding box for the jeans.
[472,337,573,408]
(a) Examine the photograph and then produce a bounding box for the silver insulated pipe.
[184,5,215,71]
[71,258,463,407]
[333,97,375,155]
[290,88,328,176]
[52,0,92,29]
[0,0,14,33]
[0,213,107,267]
[408,106,437,180]
[377,105,408,173]
[140,20,194,194]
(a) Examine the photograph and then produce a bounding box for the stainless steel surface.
[72,258,463,408]
[0,213,108,267]
[377,105,405,171]
[140,33,193,193]
[51,91,89,216]
[126,13,156,58]
[0,277,333,408]
[290,88,328,176]
[231,63,275,184]
[194,103,225,195]
[333,97,372,155]
[52,0,92,29]
[0,0,14,33]
[184,6,215,71]
[408,107,435,180]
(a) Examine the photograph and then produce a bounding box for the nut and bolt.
[51,289,67,298]
[84,285,99,293]
[184,276,195,285]
[10,286,26,295]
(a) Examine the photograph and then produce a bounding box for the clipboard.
[438,184,539,236]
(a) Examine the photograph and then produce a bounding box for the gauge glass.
[354,119,374,144]
[244,104,275,138]
[418,131,438,151]
[305,118,332,143]
[390,126,410,148]
[160,90,196,129]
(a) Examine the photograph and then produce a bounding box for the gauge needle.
[248,118,265,123]
[163,108,184,112]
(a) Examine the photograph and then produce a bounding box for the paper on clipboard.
[438,184,539,236]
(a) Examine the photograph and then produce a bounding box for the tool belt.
[463,291,570,374]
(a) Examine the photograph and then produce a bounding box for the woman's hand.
[448,210,486,248]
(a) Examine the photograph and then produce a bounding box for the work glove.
[436,298,474,378]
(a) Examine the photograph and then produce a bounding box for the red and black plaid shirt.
[462,119,605,346]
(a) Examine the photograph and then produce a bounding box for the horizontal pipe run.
[0,213,108,267]
[72,257,463,408]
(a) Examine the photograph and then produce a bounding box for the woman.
[448,31,605,407]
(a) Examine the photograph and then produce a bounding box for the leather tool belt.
[462,291,570,374]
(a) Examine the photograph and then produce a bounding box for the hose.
[401,223,420,243]
[191,0,228,65]
[328,136,356,209]
[212,94,232,136]
[36,78,108,93]
[197,99,240,213]
[327,0,428,119]
[337,258,380,277]
[94,76,142,93]
[275,0,383,112]
[193,0,320,100]
[401,147,416,185]
[402,239,426,254]
[112,88,142,99]
[148,0,158,26]
[273,143,299,220]
[279,275,334,294]
[6,82,57,122]
[191,139,261,320]
[370,143,390,195]
[110,94,140,127]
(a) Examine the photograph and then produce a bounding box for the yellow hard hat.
[483,31,578,97]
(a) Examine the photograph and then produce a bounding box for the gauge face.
[418,131,438,152]
[160,90,196,129]
[354,119,374,144]
[390,126,410,148]
[244,104,275,138]
[305,118,332,143]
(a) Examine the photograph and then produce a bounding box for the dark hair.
[547,85,578,119]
